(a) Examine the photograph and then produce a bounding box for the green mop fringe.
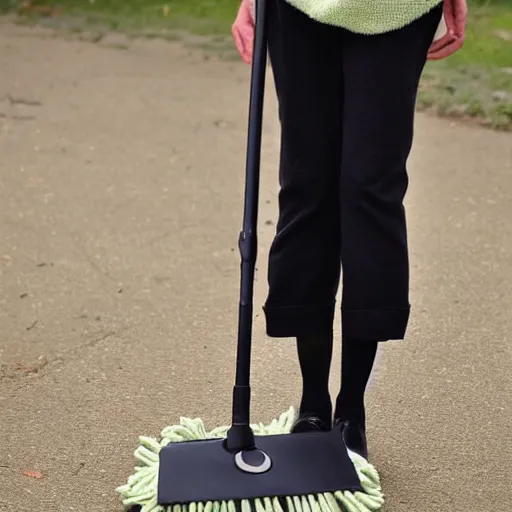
[116,407,385,512]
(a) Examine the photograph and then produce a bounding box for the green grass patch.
[0,0,17,14]
[419,1,512,130]
[11,0,240,35]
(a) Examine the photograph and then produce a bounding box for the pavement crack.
[85,331,117,348]
[12,115,37,121]
[5,94,42,107]
[72,240,120,283]
[0,327,128,384]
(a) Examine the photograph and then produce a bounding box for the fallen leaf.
[19,2,60,16]
[23,471,43,479]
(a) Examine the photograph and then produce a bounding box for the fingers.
[232,0,254,64]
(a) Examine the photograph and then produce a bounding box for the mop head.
[116,407,384,512]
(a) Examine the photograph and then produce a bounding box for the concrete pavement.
[0,22,511,512]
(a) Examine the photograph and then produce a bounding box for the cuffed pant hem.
[263,302,336,338]
[341,307,410,341]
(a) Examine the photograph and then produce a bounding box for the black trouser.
[263,0,442,341]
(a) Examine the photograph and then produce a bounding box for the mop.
[117,1,385,510]
[116,408,384,512]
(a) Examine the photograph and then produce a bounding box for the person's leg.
[335,5,443,456]
[294,332,334,427]
[335,338,378,427]
[333,338,378,459]
[264,0,344,426]
[339,4,443,343]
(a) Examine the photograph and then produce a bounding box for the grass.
[419,0,512,130]
[2,0,512,130]
[0,0,17,13]
[7,0,241,34]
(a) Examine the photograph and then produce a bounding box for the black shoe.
[291,416,331,433]
[334,418,368,459]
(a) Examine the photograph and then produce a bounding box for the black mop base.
[158,424,363,505]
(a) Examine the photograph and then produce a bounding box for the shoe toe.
[291,416,330,433]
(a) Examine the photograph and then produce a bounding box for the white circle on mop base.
[235,450,272,474]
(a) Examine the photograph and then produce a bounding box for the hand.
[232,0,255,65]
[427,0,467,60]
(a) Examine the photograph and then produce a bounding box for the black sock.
[334,337,378,428]
[296,331,333,425]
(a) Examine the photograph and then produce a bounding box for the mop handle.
[227,0,269,453]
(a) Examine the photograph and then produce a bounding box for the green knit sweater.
[284,0,443,34]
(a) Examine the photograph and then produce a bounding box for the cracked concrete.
[2,94,42,106]
[0,327,129,390]
[1,19,511,512]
